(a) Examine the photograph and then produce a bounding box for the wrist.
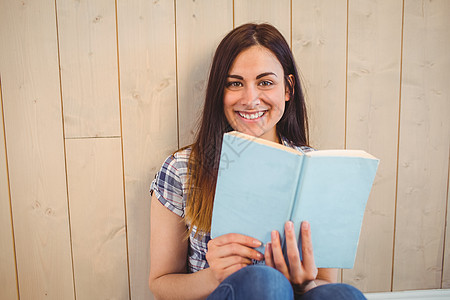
[205,267,221,288]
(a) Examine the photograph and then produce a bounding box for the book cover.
[210,131,379,269]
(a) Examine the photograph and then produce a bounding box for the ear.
[285,74,295,101]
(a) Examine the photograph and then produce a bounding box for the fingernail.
[253,240,262,246]
[286,221,293,230]
[302,221,310,230]
[271,230,277,240]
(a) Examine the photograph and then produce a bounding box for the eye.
[258,80,273,87]
[226,81,243,89]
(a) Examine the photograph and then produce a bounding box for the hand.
[265,221,318,287]
[206,233,263,283]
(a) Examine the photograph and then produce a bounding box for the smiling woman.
[223,46,292,143]
[149,23,366,300]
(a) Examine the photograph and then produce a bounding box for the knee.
[223,265,293,299]
[302,283,366,300]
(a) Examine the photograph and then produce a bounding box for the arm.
[149,194,218,299]
[149,194,263,299]
[265,221,338,294]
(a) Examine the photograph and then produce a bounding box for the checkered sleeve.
[150,155,185,217]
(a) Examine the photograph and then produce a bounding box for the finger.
[300,221,318,279]
[220,263,248,281]
[284,221,302,277]
[209,242,263,261]
[213,233,262,248]
[264,242,274,268]
[271,230,289,277]
[213,255,253,270]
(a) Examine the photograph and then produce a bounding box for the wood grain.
[343,0,403,292]
[66,138,129,299]
[0,79,19,300]
[57,0,121,138]
[292,0,348,283]
[176,0,233,147]
[0,0,75,298]
[292,0,348,150]
[117,0,178,299]
[443,158,450,288]
[0,0,449,296]
[393,0,450,290]
[234,0,291,42]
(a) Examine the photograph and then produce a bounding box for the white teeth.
[238,111,265,120]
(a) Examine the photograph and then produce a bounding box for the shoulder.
[160,147,191,175]
[150,147,191,217]
[173,147,191,162]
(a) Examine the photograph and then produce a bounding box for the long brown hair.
[185,23,309,234]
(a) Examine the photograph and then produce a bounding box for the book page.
[211,133,304,252]
[307,149,377,159]
[290,155,379,268]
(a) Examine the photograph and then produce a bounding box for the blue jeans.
[207,265,366,300]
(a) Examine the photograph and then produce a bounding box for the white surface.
[365,289,450,299]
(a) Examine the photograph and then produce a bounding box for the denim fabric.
[300,283,366,300]
[207,265,367,300]
[207,265,293,300]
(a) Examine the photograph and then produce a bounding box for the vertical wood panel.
[443,160,450,288]
[57,0,120,138]
[292,0,347,150]
[394,0,450,290]
[0,0,449,296]
[234,0,291,42]
[176,0,233,147]
[0,81,19,300]
[292,1,347,283]
[0,1,75,299]
[66,138,129,299]
[343,0,403,292]
[117,1,177,299]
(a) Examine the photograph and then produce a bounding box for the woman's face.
[223,45,291,143]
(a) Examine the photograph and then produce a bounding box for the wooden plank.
[343,0,403,292]
[0,0,75,299]
[393,0,450,290]
[176,0,233,147]
[292,1,347,283]
[443,160,450,288]
[234,0,291,42]
[56,0,120,138]
[0,80,19,299]
[291,0,347,150]
[292,0,342,280]
[117,1,177,299]
[65,138,129,299]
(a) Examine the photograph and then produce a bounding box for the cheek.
[223,91,237,107]
[271,95,286,116]
[223,95,235,123]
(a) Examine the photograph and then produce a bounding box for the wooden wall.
[0,0,449,299]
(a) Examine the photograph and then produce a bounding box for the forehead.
[229,45,284,75]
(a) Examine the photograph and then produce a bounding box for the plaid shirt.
[150,137,313,273]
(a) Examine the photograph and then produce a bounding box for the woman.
[149,23,366,299]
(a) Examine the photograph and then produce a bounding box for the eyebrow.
[227,72,278,80]
[256,72,277,79]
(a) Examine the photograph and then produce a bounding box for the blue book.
[211,131,379,268]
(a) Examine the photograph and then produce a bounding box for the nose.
[241,85,261,107]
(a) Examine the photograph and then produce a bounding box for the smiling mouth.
[237,111,266,120]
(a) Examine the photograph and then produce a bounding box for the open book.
[210,131,379,269]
